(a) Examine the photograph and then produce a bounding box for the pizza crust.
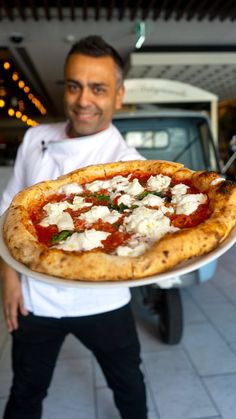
[3,160,236,281]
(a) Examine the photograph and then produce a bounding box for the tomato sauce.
[30,173,211,251]
[101,230,131,253]
[170,204,211,228]
[34,224,58,246]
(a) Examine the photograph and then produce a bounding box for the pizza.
[2,160,236,282]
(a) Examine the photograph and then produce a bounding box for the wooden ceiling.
[0,0,235,22]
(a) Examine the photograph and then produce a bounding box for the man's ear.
[115,85,125,110]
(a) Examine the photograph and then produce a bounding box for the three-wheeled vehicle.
[113,108,222,344]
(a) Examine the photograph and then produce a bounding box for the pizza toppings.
[29,172,211,257]
[56,229,110,252]
[4,160,236,282]
[172,193,207,216]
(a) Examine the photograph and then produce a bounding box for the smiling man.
[64,51,124,137]
[0,36,147,419]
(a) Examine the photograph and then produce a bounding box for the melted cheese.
[57,182,84,195]
[139,194,164,207]
[123,207,179,240]
[79,205,120,224]
[116,242,149,257]
[117,194,136,207]
[147,174,171,191]
[56,229,110,251]
[40,202,74,231]
[172,193,207,215]
[171,183,189,196]
[123,178,144,196]
[72,196,92,209]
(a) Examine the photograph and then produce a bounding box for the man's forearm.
[0,258,28,331]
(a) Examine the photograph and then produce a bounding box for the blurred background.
[0,0,236,178]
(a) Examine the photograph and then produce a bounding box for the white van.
[113,107,222,345]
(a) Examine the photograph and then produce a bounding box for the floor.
[0,244,235,419]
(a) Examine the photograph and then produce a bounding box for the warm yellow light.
[0,99,5,108]
[18,80,25,88]
[28,93,33,100]
[15,111,22,118]
[8,108,15,116]
[24,86,30,93]
[21,115,28,122]
[12,72,19,81]
[3,61,10,70]
[0,87,6,97]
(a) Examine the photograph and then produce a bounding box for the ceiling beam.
[107,0,116,21]
[176,0,196,21]
[130,0,142,21]
[69,0,75,20]
[57,0,63,20]
[186,0,209,21]
[118,0,128,21]
[15,0,26,20]
[42,0,51,20]
[27,0,39,21]
[82,0,88,20]
[142,0,156,20]
[2,0,14,20]
[95,0,102,21]
[229,3,236,21]
[163,0,174,21]
[219,0,236,21]
[208,0,225,22]
[153,0,165,20]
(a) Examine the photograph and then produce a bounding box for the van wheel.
[158,289,183,345]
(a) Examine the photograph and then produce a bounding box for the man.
[0,36,147,419]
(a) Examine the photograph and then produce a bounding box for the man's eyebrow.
[65,79,81,85]
[65,79,108,87]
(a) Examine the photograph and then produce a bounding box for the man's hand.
[0,260,28,332]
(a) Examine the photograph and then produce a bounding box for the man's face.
[64,54,124,137]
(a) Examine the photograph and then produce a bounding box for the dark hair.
[65,35,124,84]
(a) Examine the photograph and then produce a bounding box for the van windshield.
[113,116,220,172]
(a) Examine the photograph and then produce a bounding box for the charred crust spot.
[218,180,235,195]
[163,250,169,258]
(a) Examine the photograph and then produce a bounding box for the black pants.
[3,303,147,419]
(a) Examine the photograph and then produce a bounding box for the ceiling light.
[3,61,10,70]
[12,72,19,81]
[18,80,25,88]
[135,22,145,49]
[8,108,15,116]
[16,111,22,118]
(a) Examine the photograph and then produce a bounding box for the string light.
[0,99,5,108]
[2,59,47,120]
[3,61,10,70]
[8,108,15,116]
[18,80,25,89]
[12,72,19,81]
[15,111,22,118]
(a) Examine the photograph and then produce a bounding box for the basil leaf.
[51,230,73,244]
[109,203,129,213]
[137,191,150,200]
[152,191,165,198]
[96,194,111,202]
[138,190,166,200]
[88,193,111,203]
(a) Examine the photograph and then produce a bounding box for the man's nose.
[76,88,91,106]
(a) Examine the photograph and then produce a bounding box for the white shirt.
[0,122,143,318]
